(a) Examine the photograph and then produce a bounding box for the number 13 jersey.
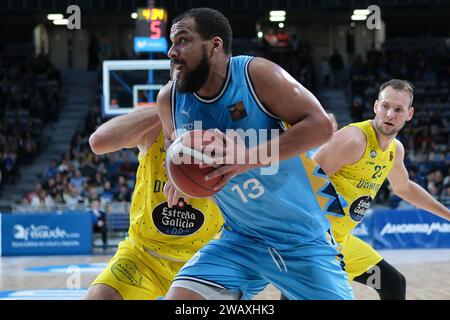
[171,55,346,249]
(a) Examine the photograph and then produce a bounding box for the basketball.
[166,129,227,198]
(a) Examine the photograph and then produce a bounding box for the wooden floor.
[1,249,449,299]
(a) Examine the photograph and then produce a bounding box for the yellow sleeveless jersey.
[327,120,397,242]
[127,130,224,262]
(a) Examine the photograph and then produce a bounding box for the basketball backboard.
[102,59,171,116]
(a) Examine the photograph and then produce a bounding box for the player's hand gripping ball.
[166,129,228,198]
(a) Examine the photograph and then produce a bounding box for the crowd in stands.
[233,30,317,94]
[19,100,138,213]
[262,32,317,93]
[0,53,61,194]
[347,41,450,207]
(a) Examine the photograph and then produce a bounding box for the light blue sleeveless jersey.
[171,55,345,249]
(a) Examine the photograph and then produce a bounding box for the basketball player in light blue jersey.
[157,8,354,300]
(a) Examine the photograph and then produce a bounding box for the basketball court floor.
[1,248,449,300]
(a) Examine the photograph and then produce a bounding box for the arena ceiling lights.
[47,14,63,20]
[351,9,370,21]
[53,19,68,25]
[269,10,286,22]
[47,13,68,25]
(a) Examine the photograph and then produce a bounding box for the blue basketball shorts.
[171,228,354,300]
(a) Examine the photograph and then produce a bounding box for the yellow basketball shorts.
[338,234,383,282]
[90,238,185,300]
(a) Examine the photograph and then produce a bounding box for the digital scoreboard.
[134,8,168,53]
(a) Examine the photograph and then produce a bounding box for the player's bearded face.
[173,47,210,93]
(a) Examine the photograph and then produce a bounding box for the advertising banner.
[372,209,450,249]
[1,212,92,256]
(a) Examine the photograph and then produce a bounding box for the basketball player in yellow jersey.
[313,79,450,299]
[84,84,223,299]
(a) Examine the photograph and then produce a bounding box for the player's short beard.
[374,118,402,137]
[175,48,210,93]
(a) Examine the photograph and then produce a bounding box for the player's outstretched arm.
[388,140,450,221]
[157,82,184,208]
[312,126,366,176]
[247,57,334,161]
[89,106,161,155]
[156,82,175,143]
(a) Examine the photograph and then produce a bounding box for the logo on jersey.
[356,180,382,191]
[349,196,373,221]
[181,109,190,118]
[390,151,394,162]
[370,150,377,158]
[153,179,166,193]
[152,200,205,236]
[228,101,247,121]
[111,259,142,286]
